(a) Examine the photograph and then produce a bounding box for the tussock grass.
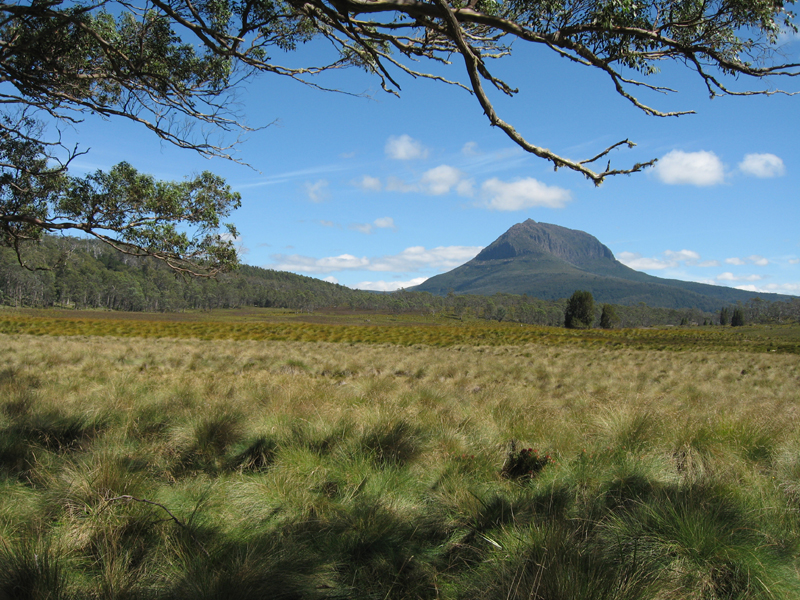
[1,332,799,598]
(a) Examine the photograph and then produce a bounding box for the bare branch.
[103,495,210,557]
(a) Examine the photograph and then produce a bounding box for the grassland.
[2,310,800,599]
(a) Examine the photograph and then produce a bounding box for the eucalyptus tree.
[1,0,796,271]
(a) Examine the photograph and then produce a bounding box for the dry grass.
[1,331,800,598]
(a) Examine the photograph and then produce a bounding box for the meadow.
[2,309,800,599]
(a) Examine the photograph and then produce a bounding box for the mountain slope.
[412,220,794,310]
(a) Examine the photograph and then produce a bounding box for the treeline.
[2,236,799,327]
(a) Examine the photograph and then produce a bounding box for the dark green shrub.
[501,442,551,480]
[564,290,594,329]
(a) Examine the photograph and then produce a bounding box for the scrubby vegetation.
[2,321,800,598]
[3,236,800,328]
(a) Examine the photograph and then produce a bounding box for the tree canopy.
[564,289,594,328]
[1,0,797,271]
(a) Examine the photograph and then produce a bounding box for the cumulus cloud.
[739,153,786,178]
[323,276,339,284]
[726,255,769,266]
[618,249,710,271]
[354,277,429,292]
[653,150,725,186]
[420,165,474,196]
[353,175,382,191]
[717,272,763,282]
[736,282,800,294]
[665,249,700,263]
[350,217,397,234]
[479,177,571,210]
[270,253,370,273]
[617,252,674,270]
[385,134,428,160]
[369,246,483,272]
[373,217,396,230]
[304,179,329,202]
[269,245,482,275]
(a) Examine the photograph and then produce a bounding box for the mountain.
[411,220,794,310]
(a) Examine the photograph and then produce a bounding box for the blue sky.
[61,32,800,297]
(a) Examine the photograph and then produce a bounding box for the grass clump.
[0,331,799,598]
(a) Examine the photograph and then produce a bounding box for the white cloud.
[270,253,370,273]
[617,252,673,270]
[353,175,382,191]
[350,217,397,234]
[717,272,763,282]
[350,223,373,234]
[653,150,725,186]
[737,282,800,294]
[665,249,700,263]
[369,245,483,272]
[268,245,482,275]
[385,134,428,160]
[318,220,337,228]
[726,255,769,266]
[462,141,479,156]
[220,233,249,257]
[739,153,786,178]
[479,177,571,210]
[354,277,429,292]
[790,258,800,265]
[777,21,800,44]
[618,249,708,271]
[385,176,418,193]
[323,276,339,284]
[420,165,473,196]
[373,217,396,230]
[304,179,329,202]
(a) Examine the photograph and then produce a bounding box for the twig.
[103,495,210,557]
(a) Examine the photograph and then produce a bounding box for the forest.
[2,236,799,328]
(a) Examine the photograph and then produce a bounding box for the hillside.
[412,220,795,311]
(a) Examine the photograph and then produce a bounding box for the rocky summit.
[411,220,792,310]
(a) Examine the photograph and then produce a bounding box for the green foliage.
[1,155,240,276]
[3,236,800,329]
[1,0,797,267]
[720,307,731,326]
[0,537,68,600]
[732,307,746,327]
[565,290,595,329]
[600,303,620,329]
[2,332,800,598]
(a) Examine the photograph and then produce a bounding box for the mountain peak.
[474,220,614,268]
[411,220,794,309]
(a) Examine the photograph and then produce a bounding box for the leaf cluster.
[564,289,595,329]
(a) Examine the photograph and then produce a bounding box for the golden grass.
[2,329,800,598]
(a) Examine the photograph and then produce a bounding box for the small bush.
[501,442,552,480]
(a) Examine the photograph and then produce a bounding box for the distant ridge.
[411,220,795,310]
